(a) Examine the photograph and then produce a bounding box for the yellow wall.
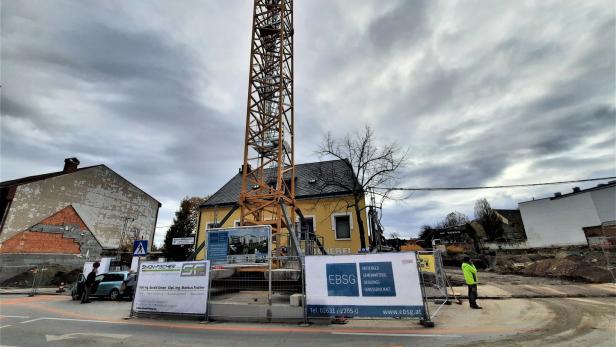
[195,195,370,260]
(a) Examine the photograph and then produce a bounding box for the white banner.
[305,253,425,318]
[82,257,112,275]
[172,237,195,245]
[133,260,210,315]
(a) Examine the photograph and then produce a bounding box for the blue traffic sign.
[133,240,148,256]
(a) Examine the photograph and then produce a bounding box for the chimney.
[572,187,581,193]
[239,164,252,174]
[63,157,80,173]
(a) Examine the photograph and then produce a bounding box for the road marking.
[331,332,460,337]
[20,317,120,325]
[568,298,613,306]
[0,315,29,319]
[45,333,131,342]
[0,325,13,329]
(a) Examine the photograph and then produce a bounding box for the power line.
[371,176,616,191]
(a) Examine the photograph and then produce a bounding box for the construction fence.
[132,252,441,325]
[416,250,459,320]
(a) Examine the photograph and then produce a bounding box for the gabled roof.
[0,164,161,205]
[0,165,100,189]
[202,159,355,207]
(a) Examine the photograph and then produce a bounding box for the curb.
[428,293,616,300]
[0,289,67,296]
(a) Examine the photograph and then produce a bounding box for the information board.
[172,237,195,246]
[206,226,271,265]
[133,260,210,315]
[305,253,425,318]
[418,254,436,273]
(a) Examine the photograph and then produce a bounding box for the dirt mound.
[1,264,82,288]
[523,258,613,283]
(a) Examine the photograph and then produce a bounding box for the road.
[0,294,614,346]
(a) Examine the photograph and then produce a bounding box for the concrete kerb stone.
[444,284,616,300]
[0,287,67,295]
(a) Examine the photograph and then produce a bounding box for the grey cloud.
[367,0,433,51]
[1,0,614,241]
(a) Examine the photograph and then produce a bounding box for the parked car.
[71,271,134,301]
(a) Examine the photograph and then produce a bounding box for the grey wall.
[519,186,616,248]
[0,165,160,249]
[590,187,616,223]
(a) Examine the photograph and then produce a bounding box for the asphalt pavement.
[1,293,615,347]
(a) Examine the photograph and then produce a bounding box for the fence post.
[417,252,434,327]
[268,254,272,306]
[29,265,39,297]
[301,258,309,326]
[204,260,213,322]
[126,257,141,319]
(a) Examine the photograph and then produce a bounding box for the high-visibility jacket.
[462,262,478,285]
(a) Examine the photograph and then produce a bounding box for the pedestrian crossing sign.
[133,240,148,256]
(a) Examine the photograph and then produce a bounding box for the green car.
[71,271,135,301]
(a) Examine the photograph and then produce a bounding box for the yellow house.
[195,159,370,260]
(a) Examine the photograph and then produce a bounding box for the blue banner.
[359,261,396,297]
[206,231,228,263]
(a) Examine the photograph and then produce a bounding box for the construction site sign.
[132,261,210,315]
[172,237,195,246]
[206,226,271,265]
[418,254,436,273]
[305,253,426,318]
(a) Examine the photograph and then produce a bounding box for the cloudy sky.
[2,0,614,245]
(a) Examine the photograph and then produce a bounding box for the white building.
[519,181,616,248]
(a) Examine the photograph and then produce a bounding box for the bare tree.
[317,125,406,250]
[439,211,470,229]
[474,198,503,241]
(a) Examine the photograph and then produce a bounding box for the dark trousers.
[467,284,478,306]
[81,285,91,303]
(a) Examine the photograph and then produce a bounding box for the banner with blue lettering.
[305,253,426,318]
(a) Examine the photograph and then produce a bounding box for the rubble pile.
[0,264,81,288]
[492,249,615,283]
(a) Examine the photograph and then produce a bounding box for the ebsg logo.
[326,263,359,296]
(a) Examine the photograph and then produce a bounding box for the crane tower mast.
[239,0,295,234]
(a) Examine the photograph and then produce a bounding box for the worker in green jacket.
[462,256,482,309]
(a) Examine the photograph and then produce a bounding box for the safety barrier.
[0,264,45,295]
[206,255,305,321]
[416,250,458,319]
[130,252,441,326]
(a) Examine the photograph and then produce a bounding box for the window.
[334,214,351,240]
[206,222,217,229]
[102,274,124,282]
[234,220,241,227]
[298,216,315,240]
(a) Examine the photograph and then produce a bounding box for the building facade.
[0,158,161,281]
[195,160,370,260]
[519,182,616,248]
